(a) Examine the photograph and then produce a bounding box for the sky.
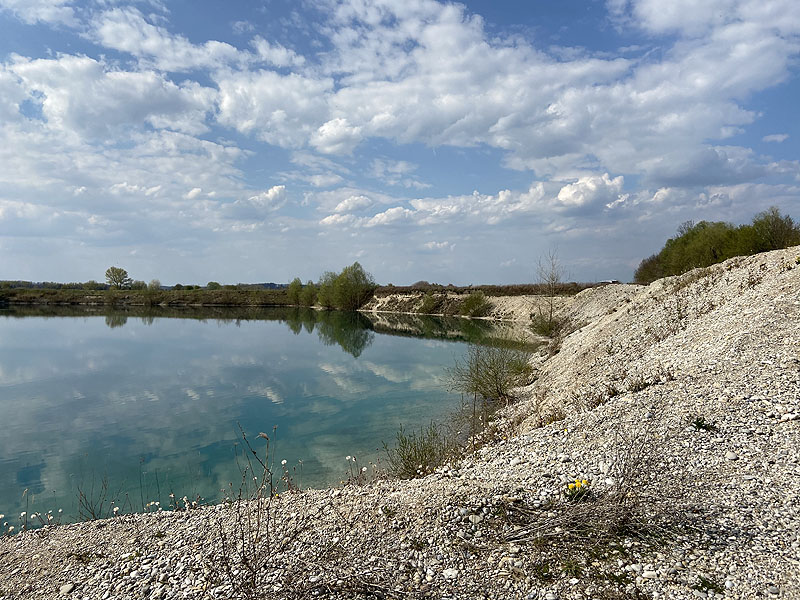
[0,0,798,285]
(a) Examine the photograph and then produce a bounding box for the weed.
[692,575,724,594]
[383,422,450,479]
[562,559,583,577]
[531,561,554,581]
[564,478,593,503]
[691,416,717,432]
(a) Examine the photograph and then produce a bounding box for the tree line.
[634,206,800,284]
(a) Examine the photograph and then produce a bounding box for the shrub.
[300,280,317,306]
[448,336,535,404]
[383,422,450,479]
[459,291,491,317]
[206,281,221,290]
[418,291,443,314]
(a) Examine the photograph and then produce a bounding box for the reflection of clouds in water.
[0,311,468,519]
[247,385,284,404]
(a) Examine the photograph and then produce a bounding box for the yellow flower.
[582,479,589,486]
[568,483,575,489]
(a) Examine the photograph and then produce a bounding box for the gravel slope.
[1,247,798,600]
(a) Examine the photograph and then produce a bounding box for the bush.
[634,207,800,283]
[206,281,221,290]
[383,422,450,479]
[418,291,442,314]
[300,280,317,306]
[448,336,534,404]
[459,291,491,317]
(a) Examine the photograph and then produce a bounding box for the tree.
[206,281,221,290]
[148,279,161,291]
[332,262,377,311]
[105,266,132,289]
[130,280,146,290]
[532,248,565,334]
[316,271,337,309]
[287,277,302,305]
[300,280,317,306]
[751,206,800,251]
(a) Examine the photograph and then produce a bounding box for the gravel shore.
[1,247,798,600]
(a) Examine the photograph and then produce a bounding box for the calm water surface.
[0,306,494,525]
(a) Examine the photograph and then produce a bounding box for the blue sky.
[0,0,798,285]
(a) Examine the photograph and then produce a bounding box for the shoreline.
[1,246,798,599]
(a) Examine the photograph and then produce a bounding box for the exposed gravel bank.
[2,247,798,600]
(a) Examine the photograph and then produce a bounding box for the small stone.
[442,568,459,580]
[642,570,658,579]
[469,514,483,524]
[768,586,780,595]
[59,584,75,595]
[725,580,734,589]
[725,451,739,461]
[545,593,557,600]
[780,413,797,422]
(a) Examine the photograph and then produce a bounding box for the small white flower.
[281,459,287,466]
[345,456,351,461]
[0,514,4,520]
[8,526,14,532]
[361,466,367,472]
[113,506,120,514]
[19,512,26,518]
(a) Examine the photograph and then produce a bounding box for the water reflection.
[0,306,509,526]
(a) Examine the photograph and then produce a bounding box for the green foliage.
[316,262,377,310]
[418,291,442,314]
[316,271,337,309]
[383,422,450,479]
[448,336,534,403]
[173,284,183,290]
[459,291,491,317]
[333,262,377,311]
[104,266,132,289]
[286,277,302,305]
[148,279,161,291]
[635,207,800,283]
[300,280,317,306]
[206,281,221,290]
[130,280,146,290]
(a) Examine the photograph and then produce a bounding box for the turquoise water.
[0,306,489,527]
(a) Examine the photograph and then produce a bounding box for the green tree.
[287,277,302,305]
[316,271,337,309]
[332,262,377,311]
[130,280,147,290]
[105,266,132,289]
[148,279,161,291]
[751,206,800,251]
[300,280,317,306]
[206,281,222,290]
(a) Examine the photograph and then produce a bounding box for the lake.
[0,306,499,527]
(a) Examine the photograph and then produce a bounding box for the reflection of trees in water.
[285,307,317,336]
[315,311,374,358]
[104,314,128,329]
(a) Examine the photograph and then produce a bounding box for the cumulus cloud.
[556,173,624,209]
[310,118,363,155]
[8,55,214,137]
[0,0,76,26]
[333,195,373,213]
[227,185,288,219]
[763,133,789,143]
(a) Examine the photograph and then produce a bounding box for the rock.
[59,583,75,595]
[768,585,780,595]
[442,568,458,580]
[642,570,658,579]
[725,451,739,461]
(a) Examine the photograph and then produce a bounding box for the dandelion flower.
[568,483,575,489]
[582,479,589,486]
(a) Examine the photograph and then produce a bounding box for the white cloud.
[333,195,372,213]
[763,133,789,143]
[557,173,624,209]
[8,55,214,137]
[0,0,76,26]
[228,185,288,219]
[310,118,363,155]
[216,70,332,147]
[185,187,203,199]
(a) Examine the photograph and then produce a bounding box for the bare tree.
[536,248,565,331]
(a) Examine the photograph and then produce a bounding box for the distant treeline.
[0,280,287,291]
[634,206,800,284]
